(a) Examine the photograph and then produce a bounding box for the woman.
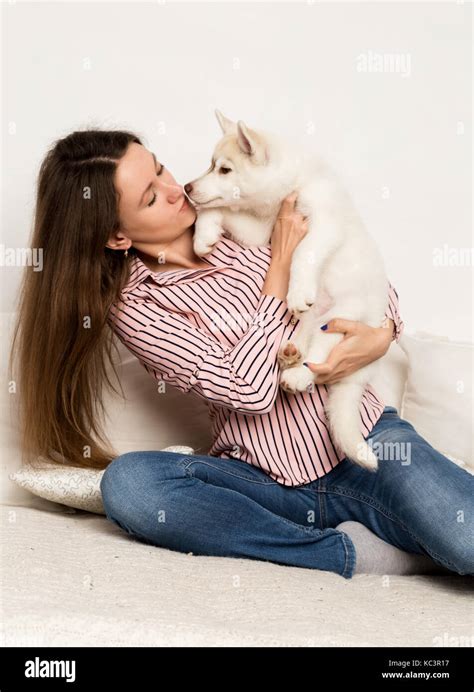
[10,129,473,579]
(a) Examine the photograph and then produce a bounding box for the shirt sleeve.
[384,281,404,343]
[110,293,297,416]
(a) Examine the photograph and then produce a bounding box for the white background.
[2,0,472,339]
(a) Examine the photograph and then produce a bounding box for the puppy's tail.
[324,379,379,471]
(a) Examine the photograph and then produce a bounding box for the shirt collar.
[121,234,242,293]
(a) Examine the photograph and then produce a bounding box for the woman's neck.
[135,225,209,272]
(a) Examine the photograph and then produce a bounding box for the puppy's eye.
[219,167,232,175]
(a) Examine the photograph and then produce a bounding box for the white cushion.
[8,445,195,515]
[399,332,473,472]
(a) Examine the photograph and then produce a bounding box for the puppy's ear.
[236,121,267,164]
[215,109,235,134]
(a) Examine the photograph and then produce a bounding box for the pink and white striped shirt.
[107,235,404,486]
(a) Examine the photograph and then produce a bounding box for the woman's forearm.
[262,258,292,302]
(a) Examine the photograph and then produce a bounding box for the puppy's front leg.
[193,209,225,256]
[286,212,341,318]
[286,233,319,316]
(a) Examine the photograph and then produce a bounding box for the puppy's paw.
[193,221,223,256]
[286,287,316,315]
[193,237,218,256]
[279,364,315,393]
[277,341,302,370]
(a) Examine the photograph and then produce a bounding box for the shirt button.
[290,316,297,325]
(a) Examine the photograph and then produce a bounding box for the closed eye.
[147,165,165,207]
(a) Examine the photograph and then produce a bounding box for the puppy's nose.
[184,183,193,194]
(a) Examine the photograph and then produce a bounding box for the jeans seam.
[324,486,460,571]
[317,483,327,529]
[183,458,279,486]
[339,530,357,579]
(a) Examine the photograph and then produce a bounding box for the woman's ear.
[105,230,131,252]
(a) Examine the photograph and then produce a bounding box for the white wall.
[2,0,472,339]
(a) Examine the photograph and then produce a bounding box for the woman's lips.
[179,197,189,212]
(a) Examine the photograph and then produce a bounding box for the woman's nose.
[166,185,185,202]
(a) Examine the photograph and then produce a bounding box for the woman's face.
[106,142,197,252]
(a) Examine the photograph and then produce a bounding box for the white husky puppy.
[185,109,391,470]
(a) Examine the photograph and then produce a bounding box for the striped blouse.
[107,235,404,486]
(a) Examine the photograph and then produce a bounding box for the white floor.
[1,505,473,647]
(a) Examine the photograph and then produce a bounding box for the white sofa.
[1,311,472,647]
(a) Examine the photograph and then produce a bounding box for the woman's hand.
[303,318,394,384]
[262,192,309,301]
[271,192,309,264]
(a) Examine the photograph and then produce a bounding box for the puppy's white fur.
[186,110,390,470]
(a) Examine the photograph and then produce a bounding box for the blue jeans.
[100,406,474,579]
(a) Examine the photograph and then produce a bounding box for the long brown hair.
[8,129,144,470]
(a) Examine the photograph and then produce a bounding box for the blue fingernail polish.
[320,324,328,331]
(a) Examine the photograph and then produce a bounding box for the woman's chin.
[180,207,197,226]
